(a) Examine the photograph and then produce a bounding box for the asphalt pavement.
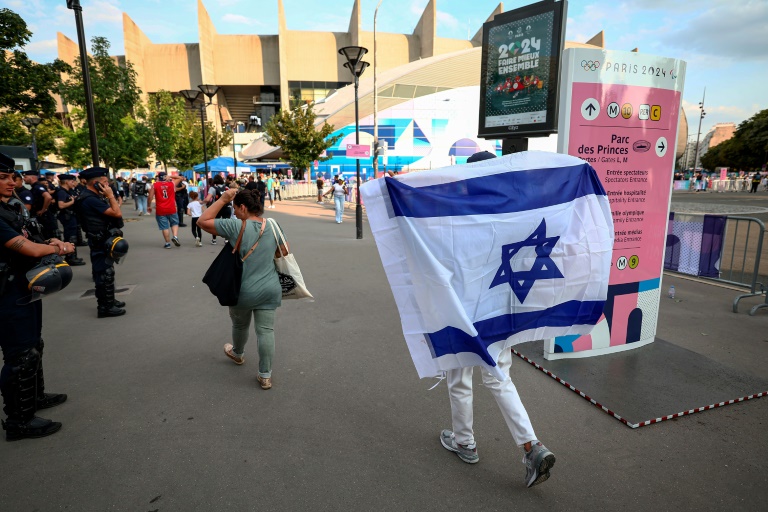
[0,194,766,511]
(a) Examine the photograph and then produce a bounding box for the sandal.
[257,375,272,390]
[224,344,244,365]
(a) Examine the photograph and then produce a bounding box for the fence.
[664,212,767,315]
[280,181,362,208]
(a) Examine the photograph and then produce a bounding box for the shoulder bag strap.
[231,219,247,254]
[267,218,289,256]
[241,218,267,262]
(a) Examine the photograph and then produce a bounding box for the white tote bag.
[267,218,313,301]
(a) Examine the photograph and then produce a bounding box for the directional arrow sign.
[655,136,668,157]
[581,98,600,121]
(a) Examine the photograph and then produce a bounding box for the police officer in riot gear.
[54,175,86,266]
[0,153,73,441]
[22,170,57,239]
[72,176,89,246]
[75,167,126,318]
[14,173,32,211]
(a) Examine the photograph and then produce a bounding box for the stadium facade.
[54,0,688,173]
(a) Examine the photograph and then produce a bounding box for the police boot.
[75,228,88,247]
[96,268,125,318]
[35,340,67,410]
[1,349,62,441]
[65,238,86,266]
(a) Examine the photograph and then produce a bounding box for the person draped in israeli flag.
[361,150,613,487]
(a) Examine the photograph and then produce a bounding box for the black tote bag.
[202,221,247,306]
[202,220,266,306]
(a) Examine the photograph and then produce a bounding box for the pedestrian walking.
[266,174,276,209]
[173,176,188,226]
[133,176,149,215]
[204,174,230,245]
[316,174,325,203]
[186,191,204,247]
[197,188,288,390]
[147,172,181,249]
[323,176,347,223]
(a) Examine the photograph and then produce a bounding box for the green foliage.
[0,112,64,157]
[58,36,144,174]
[0,8,71,116]
[263,103,342,180]
[146,90,187,171]
[58,126,91,169]
[173,111,232,172]
[700,110,768,171]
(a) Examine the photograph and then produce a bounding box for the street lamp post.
[373,0,384,179]
[339,46,370,240]
[21,116,42,171]
[66,0,100,169]
[692,88,707,173]
[225,119,238,179]
[179,84,220,185]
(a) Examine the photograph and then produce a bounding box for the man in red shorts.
[147,173,181,249]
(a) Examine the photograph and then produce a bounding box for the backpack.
[134,182,147,196]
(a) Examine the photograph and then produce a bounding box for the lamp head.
[179,89,201,104]
[199,84,220,99]
[343,60,370,78]
[338,46,368,68]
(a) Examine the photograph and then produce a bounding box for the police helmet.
[18,255,73,304]
[106,236,129,263]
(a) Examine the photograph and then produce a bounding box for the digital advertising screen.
[478,0,567,139]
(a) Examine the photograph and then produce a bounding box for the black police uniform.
[54,176,85,266]
[26,173,58,240]
[16,185,33,209]
[75,168,126,318]
[0,186,67,440]
[72,181,88,246]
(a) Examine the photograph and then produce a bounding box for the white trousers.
[446,348,536,447]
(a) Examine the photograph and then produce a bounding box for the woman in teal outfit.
[198,187,288,390]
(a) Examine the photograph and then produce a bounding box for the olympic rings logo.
[581,60,600,71]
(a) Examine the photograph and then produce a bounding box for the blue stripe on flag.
[425,300,606,367]
[385,163,606,218]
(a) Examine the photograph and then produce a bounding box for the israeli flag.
[360,151,614,381]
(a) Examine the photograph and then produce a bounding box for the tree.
[700,109,768,171]
[173,112,232,172]
[0,8,70,116]
[146,91,187,171]
[0,112,63,157]
[263,103,342,180]
[58,36,144,174]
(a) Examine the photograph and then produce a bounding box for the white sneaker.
[195,237,201,247]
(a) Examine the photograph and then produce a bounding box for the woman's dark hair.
[212,174,224,185]
[233,189,264,216]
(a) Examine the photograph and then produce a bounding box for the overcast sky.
[7,0,767,137]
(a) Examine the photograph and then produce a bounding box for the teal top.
[214,218,283,310]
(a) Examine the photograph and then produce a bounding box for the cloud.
[81,0,124,25]
[436,11,459,30]
[221,13,264,27]
[659,0,768,60]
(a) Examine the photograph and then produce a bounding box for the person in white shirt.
[186,191,205,247]
[323,177,348,223]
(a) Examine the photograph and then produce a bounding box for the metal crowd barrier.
[724,217,768,315]
[664,214,767,315]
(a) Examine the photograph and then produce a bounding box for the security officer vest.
[74,189,124,239]
[0,198,42,276]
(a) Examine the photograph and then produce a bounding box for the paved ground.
[1,195,766,511]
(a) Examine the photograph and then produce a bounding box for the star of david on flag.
[360,151,614,381]
[490,219,564,303]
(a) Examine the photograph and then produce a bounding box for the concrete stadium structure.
[54,0,688,171]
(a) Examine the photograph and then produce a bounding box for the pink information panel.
[547,49,686,360]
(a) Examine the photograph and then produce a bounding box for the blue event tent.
[192,157,254,174]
